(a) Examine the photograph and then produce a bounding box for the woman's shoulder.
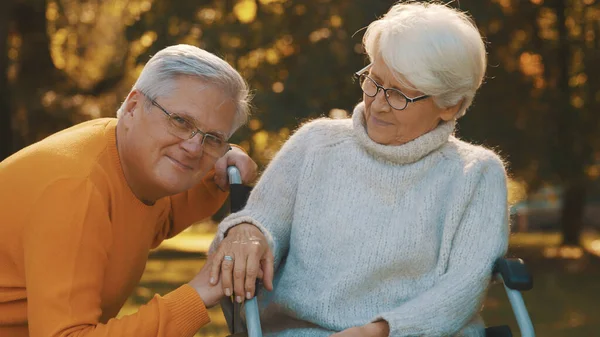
[290,116,354,145]
[440,136,507,173]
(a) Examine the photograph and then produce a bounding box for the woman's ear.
[440,99,463,121]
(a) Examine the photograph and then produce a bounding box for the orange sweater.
[0,118,228,337]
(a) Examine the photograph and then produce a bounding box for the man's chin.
[155,167,208,195]
[155,176,193,196]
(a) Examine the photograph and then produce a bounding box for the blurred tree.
[9,0,76,149]
[126,0,394,165]
[459,0,600,246]
[552,0,584,246]
[3,0,600,245]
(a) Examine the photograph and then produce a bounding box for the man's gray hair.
[117,44,251,135]
[363,2,487,118]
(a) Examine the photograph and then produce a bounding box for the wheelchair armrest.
[493,258,533,291]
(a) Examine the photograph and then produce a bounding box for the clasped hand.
[209,223,274,302]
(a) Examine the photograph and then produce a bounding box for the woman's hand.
[331,321,390,337]
[209,223,274,303]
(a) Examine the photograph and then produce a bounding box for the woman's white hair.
[363,1,486,118]
[117,44,251,135]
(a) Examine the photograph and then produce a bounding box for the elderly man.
[0,44,257,337]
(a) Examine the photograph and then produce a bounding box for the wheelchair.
[222,167,535,337]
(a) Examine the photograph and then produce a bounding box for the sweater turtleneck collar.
[351,102,455,165]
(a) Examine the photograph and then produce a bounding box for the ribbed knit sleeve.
[373,156,510,336]
[23,178,210,337]
[209,123,315,269]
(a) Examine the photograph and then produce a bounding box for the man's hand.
[214,146,258,190]
[188,258,225,308]
[331,321,390,337]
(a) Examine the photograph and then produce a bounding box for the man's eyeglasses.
[142,92,231,158]
[355,64,430,111]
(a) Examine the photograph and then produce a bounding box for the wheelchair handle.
[227,166,243,185]
[226,166,263,337]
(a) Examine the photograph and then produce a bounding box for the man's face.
[120,76,236,199]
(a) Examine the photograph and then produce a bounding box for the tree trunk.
[561,180,586,246]
[14,0,55,84]
[12,0,68,146]
[0,0,14,160]
[555,0,586,246]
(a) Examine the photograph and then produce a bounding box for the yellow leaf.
[234,0,257,24]
[272,82,284,93]
[330,15,342,28]
[265,49,279,64]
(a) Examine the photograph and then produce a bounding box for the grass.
[119,231,600,337]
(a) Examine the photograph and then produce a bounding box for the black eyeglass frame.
[354,64,430,111]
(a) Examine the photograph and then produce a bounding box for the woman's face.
[363,55,458,145]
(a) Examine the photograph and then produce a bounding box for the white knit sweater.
[211,102,510,337]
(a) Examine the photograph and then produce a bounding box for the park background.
[1,0,600,336]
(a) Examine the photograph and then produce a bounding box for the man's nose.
[180,134,205,156]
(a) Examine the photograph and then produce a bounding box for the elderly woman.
[209,2,509,337]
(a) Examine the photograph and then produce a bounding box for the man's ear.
[122,90,143,118]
